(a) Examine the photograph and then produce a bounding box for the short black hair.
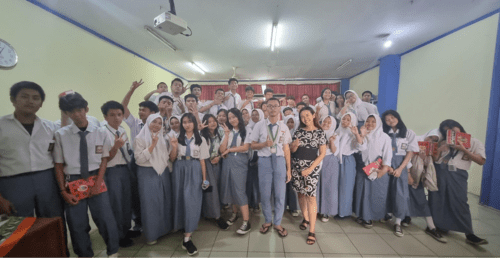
[158,95,174,103]
[302,94,310,98]
[264,88,274,95]
[267,97,280,104]
[362,91,373,97]
[10,81,46,102]
[439,119,466,138]
[171,78,184,86]
[215,88,225,94]
[139,101,159,113]
[332,91,339,96]
[321,88,333,100]
[101,101,124,116]
[296,102,307,108]
[190,84,201,92]
[59,92,88,112]
[286,95,295,100]
[184,94,198,103]
[283,107,293,113]
[228,78,238,85]
[245,86,255,93]
[157,82,167,89]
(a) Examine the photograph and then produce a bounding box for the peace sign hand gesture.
[113,133,126,149]
[221,123,231,135]
[131,79,144,90]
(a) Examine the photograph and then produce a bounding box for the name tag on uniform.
[401,143,408,150]
[193,150,200,157]
[95,145,103,154]
[48,142,55,152]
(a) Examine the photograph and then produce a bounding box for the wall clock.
[0,39,18,69]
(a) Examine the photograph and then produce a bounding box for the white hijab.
[344,90,370,122]
[320,115,337,139]
[242,107,252,126]
[284,115,299,135]
[248,109,265,129]
[136,114,169,175]
[361,114,384,165]
[335,112,358,163]
[418,128,440,142]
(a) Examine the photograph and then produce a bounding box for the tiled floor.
[69,193,500,257]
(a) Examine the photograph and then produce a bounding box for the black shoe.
[119,238,134,248]
[182,240,198,256]
[227,213,239,225]
[355,217,363,225]
[425,227,447,243]
[401,216,411,227]
[216,218,229,230]
[236,222,251,235]
[126,230,142,238]
[466,234,489,245]
[435,227,449,234]
[362,220,373,229]
[380,214,393,223]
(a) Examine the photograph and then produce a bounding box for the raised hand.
[113,133,126,149]
[350,125,359,135]
[151,132,159,145]
[199,120,209,130]
[359,125,368,136]
[171,137,178,149]
[329,134,337,142]
[221,123,231,135]
[131,79,144,90]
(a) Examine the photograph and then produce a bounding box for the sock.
[395,218,402,225]
[388,213,393,217]
[184,237,190,243]
[242,220,248,226]
[425,216,436,230]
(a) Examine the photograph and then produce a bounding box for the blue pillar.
[377,55,401,114]
[340,79,350,95]
[480,15,500,210]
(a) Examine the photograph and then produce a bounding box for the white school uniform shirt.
[281,106,299,117]
[124,113,144,146]
[387,128,419,156]
[54,115,101,129]
[224,91,241,109]
[102,124,131,168]
[53,122,110,175]
[221,129,252,153]
[247,118,292,157]
[176,135,210,160]
[0,114,57,177]
[238,99,257,111]
[167,130,180,140]
[315,101,336,121]
[205,101,228,117]
[436,137,486,171]
[358,115,392,167]
[157,92,185,116]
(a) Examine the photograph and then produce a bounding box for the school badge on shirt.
[95,145,103,154]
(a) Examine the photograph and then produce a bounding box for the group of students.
[0,78,489,257]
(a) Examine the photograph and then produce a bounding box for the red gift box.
[67,175,107,200]
[446,130,471,149]
[362,157,383,176]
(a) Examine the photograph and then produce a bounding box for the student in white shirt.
[219,108,252,234]
[184,94,205,128]
[283,115,300,217]
[301,94,316,109]
[296,102,307,115]
[205,88,228,117]
[169,113,209,256]
[224,78,241,109]
[144,82,169,103]
[167,116,181,139]
[0,81,63,220]
[100,101,135,247]
[217,109,229,134]
[361,91,373,103]
[247,109,264,212]
[429,120,488,245]
[249,98,292,237]
[54,93,119,257]
[339,90,378,127]
[170,78,188,116]
[381,110,419,237]
[121,79,159,235]
[335,94,345,118]
[315,88,337,122]
[280,95,299,117]
[242,108,251,126]
[238,86,256,111]
[134,114,173,246]
[189,84,206,107]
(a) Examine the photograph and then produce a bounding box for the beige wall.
[0,0,179,123]
[349,66,380,96]
[398,14,499,195]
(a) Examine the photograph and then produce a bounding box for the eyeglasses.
[267,105,280,109]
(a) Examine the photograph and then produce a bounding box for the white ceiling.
[33,0,500,81]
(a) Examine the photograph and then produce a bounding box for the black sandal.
[306,232,316,245]
[299,219,309,230]
[275,226,288,237]
[259,223,272,234]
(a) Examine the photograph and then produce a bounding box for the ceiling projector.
[154,12,187,35]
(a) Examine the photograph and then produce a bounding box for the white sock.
[425,216,436,230]
[184,236,190,243]
[242,220,248,226]
[395,218,402,225]
[388,213,393,217]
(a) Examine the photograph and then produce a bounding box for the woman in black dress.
[290,107,327,245]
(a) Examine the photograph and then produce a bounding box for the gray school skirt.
[220,152,249,206]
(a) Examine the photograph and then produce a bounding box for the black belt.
[293,147,318,160]
[115,164,128,168]
[180,156,199,160]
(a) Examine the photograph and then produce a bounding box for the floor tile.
[134,250,175,257]
[212,230,250,252]
[143,231,183,251]
[412,234,474,257]
[313,220,344,233]
[209,251,248,257]
[285,253,324,257]
[174,231,218,252]
[336,218,376,234]
[404,218,428,235]
[482,219,500,230]
[283,231,322,253]
[248,229,284,252]
[248,252,286,257]
[346,233,397,255]
[95,249,138,257]
[449,234,500,257]
[198,218,224,231]
[315,233,359,254]
[471,220,500,235]
[323,254,361,258]
[378,233,435,256]
[171,250,210,257]
[371,221,394,234]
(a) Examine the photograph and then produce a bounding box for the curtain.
[285,83,340,105]
[199,84,263,101]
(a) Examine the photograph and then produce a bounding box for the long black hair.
[178,113,203,146]
[381,110,407,138]
[439,119,466,139]
[200,114,220,142]
[320,87,332,101]
[226,108,247,143]
[298,107,322,129]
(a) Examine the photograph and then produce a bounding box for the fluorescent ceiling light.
[336,59,353,71]
[191,62,205,74]
[270,23,278,51]
[383,40,392,48]
[144,25,177,51]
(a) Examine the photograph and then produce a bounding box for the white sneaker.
[291,210,300,217]
[109,253,119,257]
[147,240,157,245]
[321,216,329,222]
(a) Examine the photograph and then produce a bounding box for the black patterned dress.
[291,128,327,197]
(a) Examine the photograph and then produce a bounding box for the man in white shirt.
[223,78,241,109]
[301,94,316,109]
[280,95,299,117]
[0,81,64,220]
[100,101,135,248]
[205,88,228,117]
[249,97,292,237]
[54,93,119,257]
[238,86,257,111]
[144,82,169,103]
[185,94,205,128]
